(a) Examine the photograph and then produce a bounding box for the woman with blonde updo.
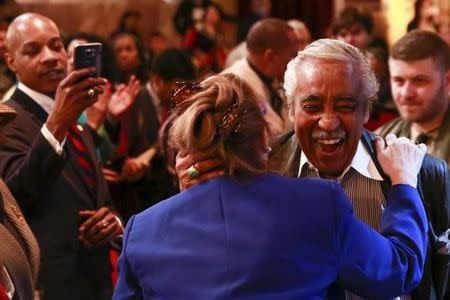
[113,74,428,299]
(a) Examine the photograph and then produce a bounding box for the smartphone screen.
[74,42,102,77]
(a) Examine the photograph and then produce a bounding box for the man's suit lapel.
[9,88,48,124]
[11,88,99,205]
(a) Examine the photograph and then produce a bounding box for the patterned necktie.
[66,124,96,190]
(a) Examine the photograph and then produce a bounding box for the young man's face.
[336,24,370,49]
[291,58,369,178]
[389,57,450,128]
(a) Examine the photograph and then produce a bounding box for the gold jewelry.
[87,88,95,97]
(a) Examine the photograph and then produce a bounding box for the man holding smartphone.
[1,13,123,300]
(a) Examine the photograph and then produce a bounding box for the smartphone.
[74,42,102,77]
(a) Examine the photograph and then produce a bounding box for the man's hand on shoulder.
[376,133,427,188]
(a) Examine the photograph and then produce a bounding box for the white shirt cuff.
[41,124,66,155]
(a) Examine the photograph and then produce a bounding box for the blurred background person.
[183,2,228,75]
[109,32,168,221]
[173,0,210,37]
[147,48,197,197]
[331,6,388,51]
[287,19,312,51]
[0,16,15,101]
[145,31,169,68]
[225,17,311,70]
[364,45,398,131]
[407,0,440,32]
[111,9,142,42]
[223,18,300,137]
[237,0,271,43]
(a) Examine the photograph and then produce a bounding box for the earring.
[265,146,272,153]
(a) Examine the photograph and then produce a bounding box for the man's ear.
[4,53,17,73]
[263,48,274,66]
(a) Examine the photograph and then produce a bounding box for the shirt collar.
[17,82,54,114]
[298,140,383,181]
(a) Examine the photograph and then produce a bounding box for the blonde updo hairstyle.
[170,73,267,177]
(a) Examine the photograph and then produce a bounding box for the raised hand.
[85,80,112,130]
[375,133,427,188]
[46,67,106,142]
[108,75,141,119]
[121,157,149,182]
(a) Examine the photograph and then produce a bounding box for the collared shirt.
[298,141,409,300]
[298,140,383,181]
[17,82,66,155]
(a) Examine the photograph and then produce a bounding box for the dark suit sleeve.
[112,215,143,300]
[420,157,450,299]
[334,183,428,299]
[0,122,66,211]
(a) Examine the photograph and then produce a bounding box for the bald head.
[245,18,300,81]
[7,13,59,54]
[246,18,297,55]
[4,13,67,95]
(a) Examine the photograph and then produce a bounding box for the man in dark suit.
[1,13,123,300]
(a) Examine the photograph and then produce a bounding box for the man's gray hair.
[283,38,378,112]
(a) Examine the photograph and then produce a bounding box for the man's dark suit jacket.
[0,88,113,300]
[271,130,450,300]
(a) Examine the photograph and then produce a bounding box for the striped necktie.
[66,124,96,190]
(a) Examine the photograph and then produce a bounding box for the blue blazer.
[113,174,427,300]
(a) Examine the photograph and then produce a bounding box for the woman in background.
[113,74,428,299]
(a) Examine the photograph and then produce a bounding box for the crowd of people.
[0,0,449,299]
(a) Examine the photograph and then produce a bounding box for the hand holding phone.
[74,42,102,77]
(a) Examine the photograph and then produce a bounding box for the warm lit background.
[1,0,450,49]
